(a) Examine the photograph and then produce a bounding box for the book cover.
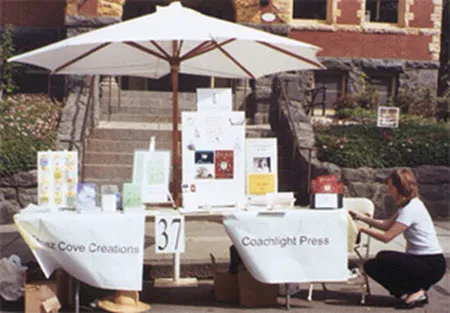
[214,150,234,179]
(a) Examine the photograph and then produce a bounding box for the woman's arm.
[349,210,398,231]
[359,221,407,243]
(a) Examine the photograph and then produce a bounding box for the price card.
[155,216,185,254]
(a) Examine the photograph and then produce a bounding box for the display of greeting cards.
[132,150,171,204]
[245,138,278,196]
[182,111,245,208]
[77,183,97,211]
[122,183,143,210]
[38,151,78,209]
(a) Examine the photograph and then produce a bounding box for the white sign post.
[153,215,197,287]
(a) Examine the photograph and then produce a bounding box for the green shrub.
[0,94,61,176]
[314,116,449,168]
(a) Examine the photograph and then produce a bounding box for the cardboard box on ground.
[211,253,279,307]
[25,269,69,313]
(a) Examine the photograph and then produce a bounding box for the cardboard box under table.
[238,268,279,307]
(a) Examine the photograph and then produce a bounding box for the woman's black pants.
[364,250,447,297]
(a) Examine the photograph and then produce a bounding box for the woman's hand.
[349,210,363,221]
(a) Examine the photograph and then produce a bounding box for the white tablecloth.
[14,210,145,290]
[223,209,349,284]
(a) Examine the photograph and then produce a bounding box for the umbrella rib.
[211,40,255,79]
[256,41,323,68]
[180,41,215,60]
[54,42,111,73]
[150,40,171,59]
[125,42,169,61]
[181,39,234,61]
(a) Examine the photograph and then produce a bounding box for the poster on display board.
[132,150,171,204]
[38,151,78,209]
[196,88,232,112]
[181,111,246,208]
[245,138,278,195]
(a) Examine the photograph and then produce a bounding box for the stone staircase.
[82,86,290,193]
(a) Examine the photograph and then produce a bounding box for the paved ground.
[0,218,449,313]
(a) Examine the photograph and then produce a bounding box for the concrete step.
[100,99,197,111]
[89,128,177,141]
[85,139,172,153]
[100,106,197,115]
[100,112,176,124]
[84,151,134,164]
[83,164,133,181]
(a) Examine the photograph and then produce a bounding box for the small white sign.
[377,106,400,128]
[155,216,185,254]
[197,88,232,112]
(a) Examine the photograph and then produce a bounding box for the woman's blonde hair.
[387,168,419,208]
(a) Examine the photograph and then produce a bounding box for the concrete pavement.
[0,217,449,312]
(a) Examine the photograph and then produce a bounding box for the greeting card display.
[182,111,245,208]
[132,150,171,204]
[38,151,78,209]
[77,183,97,211]
[122,183,143,211]
[310,175,343,209]
[245,138,278,196]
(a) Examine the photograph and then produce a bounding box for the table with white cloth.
[222,209,350,284]
[14,211,146,291]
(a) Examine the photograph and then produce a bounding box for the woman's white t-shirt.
[396,197,442,255]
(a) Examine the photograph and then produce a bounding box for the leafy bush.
[0,94,61,176]
[314,111,449,168]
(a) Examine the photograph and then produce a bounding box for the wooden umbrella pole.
[171,61,180,207]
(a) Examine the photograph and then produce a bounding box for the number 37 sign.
[155,216,185,254]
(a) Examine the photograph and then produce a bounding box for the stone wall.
[0,171,37,224]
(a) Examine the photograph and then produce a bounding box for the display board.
[38,151,78,209]
[245,138,278,195]
[132,150,171,203]
[196,88,232,112]
[182,111,246,208]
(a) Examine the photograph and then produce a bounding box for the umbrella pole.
[171,62,180,207]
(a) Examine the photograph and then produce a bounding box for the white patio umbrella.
[9,1,324,205]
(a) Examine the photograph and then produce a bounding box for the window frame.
[291,0,333,24]
[364,72,398,105]
[312,70,348,109]
[364,0,405,27]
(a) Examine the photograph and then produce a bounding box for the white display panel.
[196,88,232,112]
[245,138,278,196]
[181,111,245,208]
[38,151,78,210]
[132,150,171,204]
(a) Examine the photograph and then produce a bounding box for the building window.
[313,71,347,109]
[293,0,327,20]
[365,0,398,23]
[366,73,397,104]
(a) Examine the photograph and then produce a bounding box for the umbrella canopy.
[9,1,324,205]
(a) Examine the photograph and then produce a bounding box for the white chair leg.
[307,284,313,301]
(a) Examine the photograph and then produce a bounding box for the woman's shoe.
[395,294,428,310]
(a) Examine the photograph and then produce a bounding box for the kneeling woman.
[349,168,446,309]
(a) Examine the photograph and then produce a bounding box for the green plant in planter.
[0,94,61,176]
